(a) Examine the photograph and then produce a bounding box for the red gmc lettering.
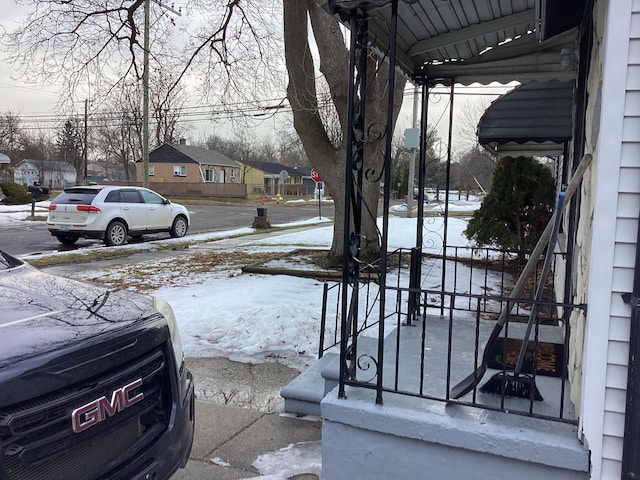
[72,378,144,433]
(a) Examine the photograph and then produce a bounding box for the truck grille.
[0,349,171,480]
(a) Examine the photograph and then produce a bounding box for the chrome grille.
[0,349,170,480]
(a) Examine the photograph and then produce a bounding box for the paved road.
[0,202,333,256]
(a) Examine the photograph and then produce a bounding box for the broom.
[479,191,566,400]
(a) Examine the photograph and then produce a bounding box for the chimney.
[179,138,187,145]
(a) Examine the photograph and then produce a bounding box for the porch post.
[375,0,399,405]
[338,5,368,400]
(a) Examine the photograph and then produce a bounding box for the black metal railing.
[319,246,584,423]
[321,0,586,427]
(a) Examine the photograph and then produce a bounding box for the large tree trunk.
[283,0,405,261]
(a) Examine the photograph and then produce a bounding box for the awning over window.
[477,80,574,157]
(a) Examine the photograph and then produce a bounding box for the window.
[149,165,155,176]
[104,190,122,203]
[205,169,215,182]
[230,168,237,179]
[173,165,187,177]
[140,190,164,204]
[120,190,143,203]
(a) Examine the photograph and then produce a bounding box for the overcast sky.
[1,2,63,114]
[1,1,514,152]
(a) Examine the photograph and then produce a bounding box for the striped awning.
[477,80,574,157]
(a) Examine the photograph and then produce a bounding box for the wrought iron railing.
[319,246,585,423]
[320,0,587,426]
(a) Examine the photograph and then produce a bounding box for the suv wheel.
[56,234,79,245]
[170,215,188,238]
[105,221,128,246]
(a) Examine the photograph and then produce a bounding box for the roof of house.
[243,161,311,177]
[149,143,239,168]
[15,159,76,173]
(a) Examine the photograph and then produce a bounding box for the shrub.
[464,156,556,263]
[0,182,31,204]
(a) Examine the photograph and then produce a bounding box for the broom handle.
[514,191,566,375]
[484,153,592,348]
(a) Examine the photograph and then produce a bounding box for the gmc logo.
[71,378,144,433]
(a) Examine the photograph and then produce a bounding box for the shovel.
[450,153,592,400]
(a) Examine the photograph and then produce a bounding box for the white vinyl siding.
[581,2,638,479]
[599,1,640,477]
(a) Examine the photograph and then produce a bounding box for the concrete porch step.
[280,352,338,416]
[281,335,385,416]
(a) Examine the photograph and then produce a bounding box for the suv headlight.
[153,297,184,372]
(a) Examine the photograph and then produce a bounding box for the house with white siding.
[13,159,76,189]
[281,1,640,478]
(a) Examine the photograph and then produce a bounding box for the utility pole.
[406,85,420,218]
[142,0,150,188]
[84,99,88,183]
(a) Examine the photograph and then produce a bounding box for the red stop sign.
[311,168,322,183]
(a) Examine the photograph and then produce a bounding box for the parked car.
[0,249,194,480]
[47,186,190,246]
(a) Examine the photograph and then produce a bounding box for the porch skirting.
[321,387,590,480]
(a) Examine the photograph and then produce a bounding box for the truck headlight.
[153,297,184,371]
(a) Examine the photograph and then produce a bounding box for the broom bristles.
[479,372,544,401]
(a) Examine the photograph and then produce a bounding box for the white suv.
[47,186,190,246]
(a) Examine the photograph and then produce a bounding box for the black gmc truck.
[0,250,195,480]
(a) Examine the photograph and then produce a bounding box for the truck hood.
[0,260,159,369]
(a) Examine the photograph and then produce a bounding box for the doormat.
[486,337,565,378]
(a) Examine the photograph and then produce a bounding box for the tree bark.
[283,0,406,260]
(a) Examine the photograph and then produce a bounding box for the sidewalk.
[172,357,322,480]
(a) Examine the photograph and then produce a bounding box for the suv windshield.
[51,188,101,205]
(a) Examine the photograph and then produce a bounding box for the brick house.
[141,140,241,185]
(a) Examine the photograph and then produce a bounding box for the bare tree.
[277,130,307,167]
[149,68,190,147]
[453,96,492,158]
[0,111,24,160]
[2,1,278,113]
[452,145,496,196]
[283,0,406,259]
[93,86,142,181]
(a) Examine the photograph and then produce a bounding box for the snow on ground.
[2,198,495,479]
[1,199,494,371]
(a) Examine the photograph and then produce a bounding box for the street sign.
[311,168,322,183]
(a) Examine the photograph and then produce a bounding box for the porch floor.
[283,313,576,422]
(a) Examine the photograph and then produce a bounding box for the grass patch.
[25,222,323,269]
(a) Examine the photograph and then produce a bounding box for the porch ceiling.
[322,0,586,85]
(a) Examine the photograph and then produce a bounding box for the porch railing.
[319,246,585,424]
